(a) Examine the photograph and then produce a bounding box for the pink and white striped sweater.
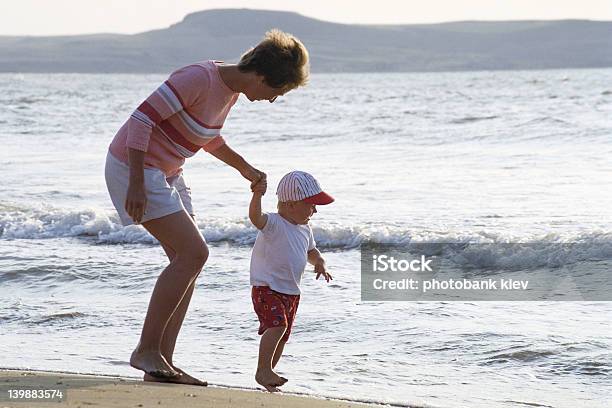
[109,60,239,177]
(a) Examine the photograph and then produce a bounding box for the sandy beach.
[0,370,388,408]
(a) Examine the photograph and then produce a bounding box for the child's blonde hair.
[238,29,310,91]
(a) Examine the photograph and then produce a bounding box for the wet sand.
[0,370,387,408]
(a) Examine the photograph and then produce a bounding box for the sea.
[1,69,611,408]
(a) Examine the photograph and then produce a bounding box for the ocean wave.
[5,96,47,105]
[548,358,612,376]
[481,344,612,378]
[0,203,400,248]
[517,116,574,128]
[2,204,612,269]
[33,312,87,325]
[0,305,89,326]
[483,348,556,364]
[449,115,498,124]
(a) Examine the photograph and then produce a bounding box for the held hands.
[251,176,267,195]
[315,260,332,283]
[125,182,148,224]
[246,166,267,195]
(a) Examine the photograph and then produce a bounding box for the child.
[249,171,334,392]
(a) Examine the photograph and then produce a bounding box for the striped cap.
[276,171,335,205]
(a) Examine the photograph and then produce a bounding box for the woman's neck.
[217,64,248,94]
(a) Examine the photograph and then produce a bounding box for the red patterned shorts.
[251,286,300,342]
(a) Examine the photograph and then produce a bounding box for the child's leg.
[256,326,287,392]
[272,339,286,369]
[271,294,297,374]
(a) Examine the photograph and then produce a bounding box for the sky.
[3,0,612,36]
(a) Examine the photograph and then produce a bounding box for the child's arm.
[249,178,268,230]
[308,248,332,282]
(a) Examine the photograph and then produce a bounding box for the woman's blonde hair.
[238,29,310,91]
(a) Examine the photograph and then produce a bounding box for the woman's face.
[246,76,287,103]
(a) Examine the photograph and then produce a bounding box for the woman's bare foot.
[143,367,207,386]
[255,369,285,392]
[130,349,180,379]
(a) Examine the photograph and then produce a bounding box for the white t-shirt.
[250,213,316,295]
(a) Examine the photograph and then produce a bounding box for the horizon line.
[1,8,611,38]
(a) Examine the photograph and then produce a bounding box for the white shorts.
[104,151,194,226]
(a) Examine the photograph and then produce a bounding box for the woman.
[104,29,309,385]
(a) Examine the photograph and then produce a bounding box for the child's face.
[288,200,317,225]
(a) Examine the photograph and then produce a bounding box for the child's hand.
[315,261,332,282]
[251,177,267,195]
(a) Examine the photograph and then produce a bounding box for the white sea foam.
[2,204,612,271]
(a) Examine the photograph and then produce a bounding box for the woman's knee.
[194,244,209,268]
[180,242,209,270]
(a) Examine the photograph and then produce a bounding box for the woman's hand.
[242,167,267,190]
[125,182,148,224]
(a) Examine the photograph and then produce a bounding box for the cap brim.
[303,191,335,205]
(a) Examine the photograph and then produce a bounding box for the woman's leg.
[156,216,198,365]
[142,239,207,385]
[129,210,208,378]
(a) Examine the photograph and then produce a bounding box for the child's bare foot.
[143,367,207,386]
[130,349,180,379]
[261,383,281,392]
[255,369,285,392]
[256,375,280,393]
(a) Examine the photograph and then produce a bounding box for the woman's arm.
[209,144,266,184]
[125,148,148,224]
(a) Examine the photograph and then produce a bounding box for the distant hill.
[1,8,611,73]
